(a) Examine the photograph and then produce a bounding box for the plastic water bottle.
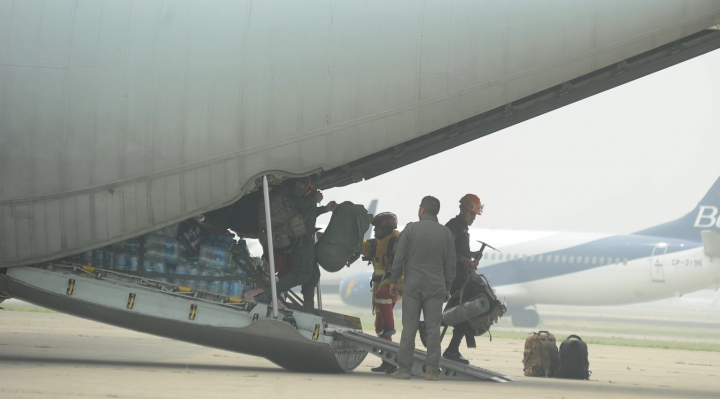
[198,245,231,270]
[156,262,171,284]
[189,264,203,290]
[234,268,248,296]
[144,259,171,284]
[106,249,118,270]
[145,245,178,264]
[220,280,231,297]
[202,234,235,252]
[145,235,182,264]
[91,249,105,268]
[127,252,140,272]
[174,263,189,286]
[227,280,245,299]
[195,266,208,292]
[200,267,223,294]
[117,238,141,251]
[114,252,129,271]
[175,262,194,287]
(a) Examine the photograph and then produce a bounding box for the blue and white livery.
[338,176,720,327]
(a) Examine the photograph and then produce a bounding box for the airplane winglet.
[701,230,720,257]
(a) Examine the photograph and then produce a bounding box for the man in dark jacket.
[442,194,484,364]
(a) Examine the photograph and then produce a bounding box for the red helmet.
[372,212,398,229]
[460,194,483,215]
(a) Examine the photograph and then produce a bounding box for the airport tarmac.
[1,309,719,399]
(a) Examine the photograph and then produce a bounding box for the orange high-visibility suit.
[361,230,402,340]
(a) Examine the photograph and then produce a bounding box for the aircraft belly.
[3,2,720,267]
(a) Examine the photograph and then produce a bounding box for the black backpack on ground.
[558,335,590,380]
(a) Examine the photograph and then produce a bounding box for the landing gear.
[511,308,540,327]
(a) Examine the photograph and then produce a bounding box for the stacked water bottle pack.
[65,221,260,299]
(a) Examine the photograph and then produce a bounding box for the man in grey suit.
[389,196,456,381]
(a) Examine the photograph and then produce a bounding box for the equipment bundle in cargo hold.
[60,219,264,301]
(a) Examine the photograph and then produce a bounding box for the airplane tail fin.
[364,199,378,240]
[634,176,720,242]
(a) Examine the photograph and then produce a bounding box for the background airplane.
[337,175,720,327]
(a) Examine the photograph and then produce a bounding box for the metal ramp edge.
[332,329,515,382]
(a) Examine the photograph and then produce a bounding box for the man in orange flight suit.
[361,212,402,373]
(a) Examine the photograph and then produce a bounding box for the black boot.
[301,285,318,314]
[301,290,316,314]
[301,300,315,313]
[371,361,396,373]
[385,362,398,374]
[442,349,470,365]
[370,360,392,373]
[378,327,396,339]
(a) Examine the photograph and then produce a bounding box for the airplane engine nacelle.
[338,272,373,309]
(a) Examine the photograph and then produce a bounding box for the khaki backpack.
[257,185,307,250]
[315,202,373,272]
[523,331,559,377]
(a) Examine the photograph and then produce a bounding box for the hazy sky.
[318,49,720,234]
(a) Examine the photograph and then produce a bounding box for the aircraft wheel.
[511,309,540,328]
[511,310,527,327]
[525,309,540,327]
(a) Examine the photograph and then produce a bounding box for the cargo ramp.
[331,329,514,382]
[0,263,512,382]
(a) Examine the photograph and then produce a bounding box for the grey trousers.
[398,285,445,374]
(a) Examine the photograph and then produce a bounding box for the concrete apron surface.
[0,311,719,399]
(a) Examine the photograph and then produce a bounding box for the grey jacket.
[391,215,457,294]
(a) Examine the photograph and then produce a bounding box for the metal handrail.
[262,176,279,319]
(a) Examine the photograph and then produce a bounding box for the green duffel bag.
[315,201,373,272]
